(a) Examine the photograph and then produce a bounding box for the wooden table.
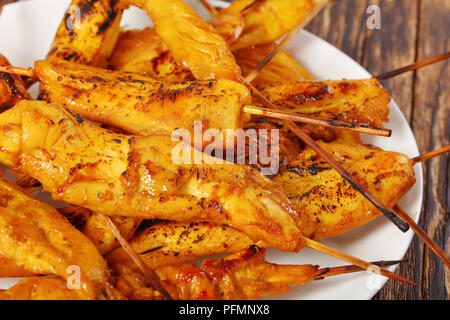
[306,0,449,300]
[1,0,448,300]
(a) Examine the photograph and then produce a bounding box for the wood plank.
[306,0,369,63]
[410,0,450,300]
[361,0,421,300]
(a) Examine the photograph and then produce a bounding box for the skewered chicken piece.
[0,54,30,112]
[37,57,251,140]
[256,79,390,129]
[219,0,320,51]
[107,220,254,270]
[31,58,390,142]
[60,206,142,255]
[48,0,125,67]
[124,0,241,81]
[0,100,304,252]
[109,28,195,81]
[0,277,81,300]
[273,141,416,240]
[112,246,400,300]
[0,56,70,278]
[3,247,400,300]
[0,175,118,299]
[109,28,311,85]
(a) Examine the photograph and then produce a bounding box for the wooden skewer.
[98,213,173,300]
[314,259,407,280]
[375,52,450,80]
[242,105,392,137]
[393,205,450,268]
[244,0,330,82]
[412,145,450,164]
[199,0,218,16]
[0,64,391,138]
[303,237,415,285]
[243,77,410,232]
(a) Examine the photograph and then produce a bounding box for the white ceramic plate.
[0,0,423,300]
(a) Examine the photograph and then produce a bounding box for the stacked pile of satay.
[0,0,448,300]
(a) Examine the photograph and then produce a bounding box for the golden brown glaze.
[0,176,114,299]
[227,0,317,51]
[258,79,391,128]
[37,58,250,137]
[0,54,31,112]
[0,254,35,278]
[273,141,416,240]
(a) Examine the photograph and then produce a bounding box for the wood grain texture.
[307,0,448,299]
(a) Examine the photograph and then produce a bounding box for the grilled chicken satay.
[107,220,254,270]
[257,79,390,128]
[35,58,390,145]
[109,28,194,81]
[0,100,304,252]
[48,0,124,67]
[243,116,304,171]
[0,176,117,299]
[37,58,250,139]
[0,55,40,278]
[273,141,416,240]
[108,140,416,268]
[221,0,319,51]
[0,277,81,300]
[0,54,30,112]
[60,206,142,255]
[125,0,241,81]
[112,246,342,300]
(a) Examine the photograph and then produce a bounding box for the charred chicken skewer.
[0,59,392,138]
[0,248,404,300]
[47,0,125,67]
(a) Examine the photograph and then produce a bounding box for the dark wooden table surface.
[0,0,448,300]
[306,0,449,300]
